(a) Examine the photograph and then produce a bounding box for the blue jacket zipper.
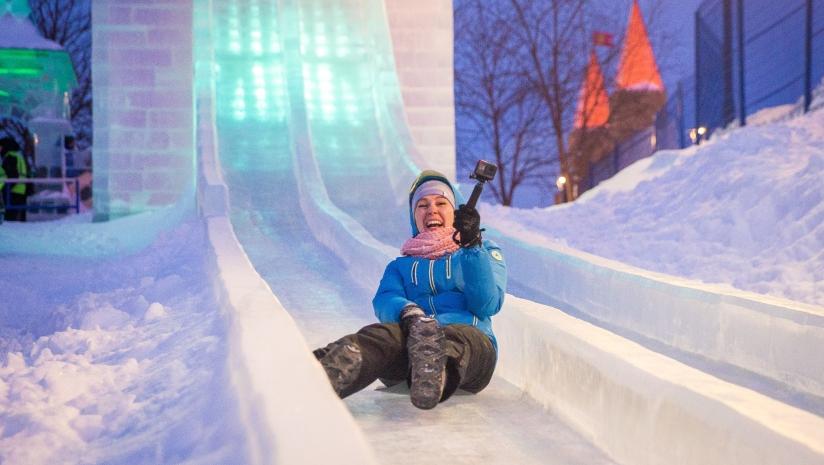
[428,259,437,316]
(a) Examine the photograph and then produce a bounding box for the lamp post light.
[555,175,568,204]
[689,126,708,145]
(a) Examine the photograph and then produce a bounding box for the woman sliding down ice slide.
[313,168,507,410]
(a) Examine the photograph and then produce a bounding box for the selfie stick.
[466,182,484,208]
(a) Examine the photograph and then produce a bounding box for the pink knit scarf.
[401,227,460,259]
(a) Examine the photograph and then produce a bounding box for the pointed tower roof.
[616,0,664,92]
[574,51,610,129]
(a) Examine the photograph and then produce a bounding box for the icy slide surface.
[206,0,615,463]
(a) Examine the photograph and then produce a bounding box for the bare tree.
[455,0,554,206]
[28,0,92,149]
[506,0,626,202]
[456,0,673,205]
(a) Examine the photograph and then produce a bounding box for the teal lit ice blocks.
[213,0,287,125]
[206,0,412,241]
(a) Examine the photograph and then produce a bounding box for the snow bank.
[0,13,63,50]
[486,108,824,307]
[0,201,190,258]
[0,215,246,464]
[495,295,824,465]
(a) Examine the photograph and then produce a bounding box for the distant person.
[64,135,79,177]
[23,131,36,174]
[0,161,6,223]
[313,170,507,409]
[0,136,29,222]
[22,131,36,198]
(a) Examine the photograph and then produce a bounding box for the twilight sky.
[642,0,704,91]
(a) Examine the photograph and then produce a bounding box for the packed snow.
[0,205,246,464]
[483,108,824,307]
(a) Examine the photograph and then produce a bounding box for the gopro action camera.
[471,160,498,183]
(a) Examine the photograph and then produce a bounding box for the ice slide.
[197,1,615,464]
[195,0,824,464]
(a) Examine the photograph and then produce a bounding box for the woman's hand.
[453,205,482,247]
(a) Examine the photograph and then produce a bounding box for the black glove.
[400,305,425,335]
[453,204,482,247]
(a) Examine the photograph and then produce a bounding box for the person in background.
[0,136,29,222]
[0,161,6,224]
[64,135,79,178]
[313,170,507,409]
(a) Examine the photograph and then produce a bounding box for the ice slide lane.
[205,1,616,464]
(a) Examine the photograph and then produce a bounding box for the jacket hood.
[408,170,464,236]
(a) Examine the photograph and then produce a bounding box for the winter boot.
[406,317,447,409]
[318,340,362,397]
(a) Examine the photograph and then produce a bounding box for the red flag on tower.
[592,31,614,47]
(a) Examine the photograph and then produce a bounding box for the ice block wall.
[384,0,455,180]
[92,1,194,219]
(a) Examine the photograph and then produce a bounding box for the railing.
[695,0,822,136]
[2,177,81,216]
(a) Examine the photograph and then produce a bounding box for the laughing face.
[414,194,455,233]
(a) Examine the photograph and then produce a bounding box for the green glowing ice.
[3,0,30,17]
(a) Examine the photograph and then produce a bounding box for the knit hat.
[408,170,462,236]
[411,180,456,210]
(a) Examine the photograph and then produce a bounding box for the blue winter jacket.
[372,170,507,349]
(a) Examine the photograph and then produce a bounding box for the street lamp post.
[555,175,567,204]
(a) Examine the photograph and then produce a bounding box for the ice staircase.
[194,0,824,464]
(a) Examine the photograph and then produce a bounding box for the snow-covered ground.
[1,108,822,463]
[484,107,824,307]
[0,206,246,464]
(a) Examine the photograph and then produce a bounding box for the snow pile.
[0,214,245,464]
[0,200,191,258]
[484,108,824,307]
[0,13,63,50]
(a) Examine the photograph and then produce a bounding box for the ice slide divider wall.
[194,5,378,465]
[488,222,824,401]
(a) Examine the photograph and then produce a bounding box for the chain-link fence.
[655,80,692,151]
[695,0,823,136]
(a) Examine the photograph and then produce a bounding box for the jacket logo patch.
[491,250,503,261]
